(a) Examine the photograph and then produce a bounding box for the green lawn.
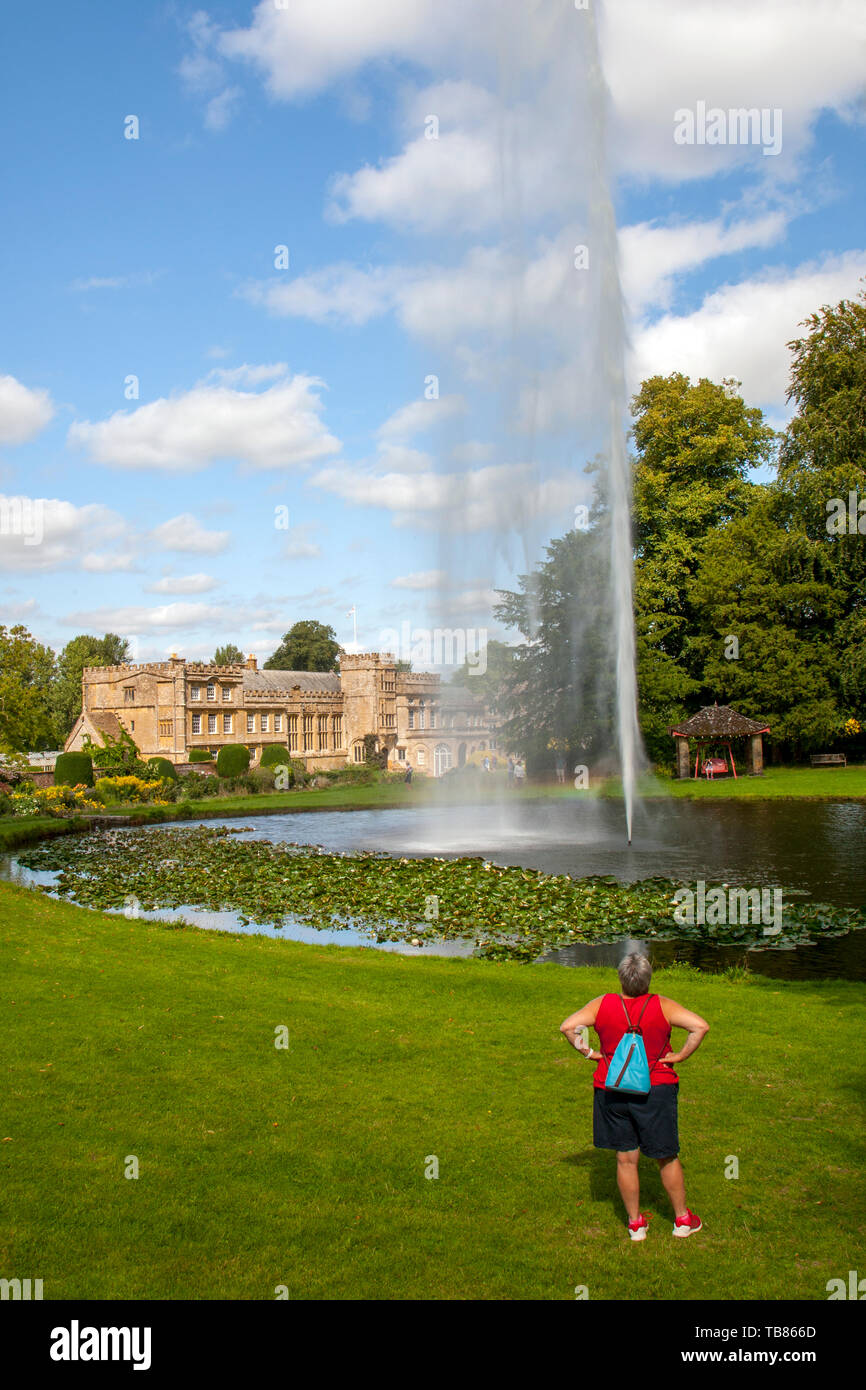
[607,764,866,800]
[1,877,862,1300]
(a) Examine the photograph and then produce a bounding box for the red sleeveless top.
[592,993,678,1089]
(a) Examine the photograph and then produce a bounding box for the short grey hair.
[617,952,652,997]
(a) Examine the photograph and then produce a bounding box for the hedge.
[259,745,291,769]
[187,749,215,764]
[54,752,94,788]
[216,744,251,778]
[146,757,178,780]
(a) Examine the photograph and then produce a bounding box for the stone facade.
[65,652,497,776]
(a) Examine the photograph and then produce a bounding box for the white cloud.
[328,127,499,234]
[630,251,866,408]
[218,0,452,101]
[377,394,466,439]
[81,553,137,573]
[151,514,230,555]
[70,271,163,292]
[0,375,54,445]
[68,372,341,471]
[374,442,433,473]
[241,263,407,326]
[391,570,447,589]
[249,240,577,344]
[619,212,789,316]
[146,573,218,594]
[205,85,242,131]
[601,0,866,180]
[63,602,230,632]
[0,495,126,572]
[179,10,242,131]
[204,362,288,387]
[215,1,866,196]
[280,524,321,559]
[311,462,576,532]
[451,441,494,464]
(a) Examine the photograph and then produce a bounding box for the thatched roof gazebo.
[669,704,770,779]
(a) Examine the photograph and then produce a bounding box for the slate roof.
[85,711,125,739]
[243,670,341,695]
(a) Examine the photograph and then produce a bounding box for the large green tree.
[777,287,866,710]
[689,490,842,752]
[631,374,776,756]
[493,526,616,763]
[264,621,340,672]
[0,625,57,755]
[632,372,775,670]
[52,633,130,740]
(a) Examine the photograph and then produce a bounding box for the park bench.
[810,753,846,767]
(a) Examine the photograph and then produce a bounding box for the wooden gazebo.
[669,704,770,779]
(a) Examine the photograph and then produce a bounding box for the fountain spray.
[584,4,642,844]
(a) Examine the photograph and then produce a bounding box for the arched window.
[433,744,451,777]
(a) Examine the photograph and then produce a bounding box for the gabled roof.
[64,709,126,753]
[670,704,770,738]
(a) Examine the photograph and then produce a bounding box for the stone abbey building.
[65,652,496,777]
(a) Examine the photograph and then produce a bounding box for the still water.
[7,797,866,979]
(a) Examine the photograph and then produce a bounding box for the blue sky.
[1,0,864,666]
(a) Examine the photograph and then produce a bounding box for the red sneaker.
[673,1208,702,1238]
[627,1213,649,1242]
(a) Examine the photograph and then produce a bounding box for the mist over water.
[402,1,642,841]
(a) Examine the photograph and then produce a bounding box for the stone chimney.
[246,653,258,671]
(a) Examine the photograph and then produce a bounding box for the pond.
[5,795,865,980]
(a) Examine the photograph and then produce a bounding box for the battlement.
[82,661,251,679]
[244,688,340,702]
[82,662,178,677]
[399,672,441,687]
[181,663,248,677]
[339,651,395,668]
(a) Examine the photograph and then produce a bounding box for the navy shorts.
[593,1083,679,1159]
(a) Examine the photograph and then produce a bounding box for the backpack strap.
[601,993,652,1065]
[620,993,653,1033]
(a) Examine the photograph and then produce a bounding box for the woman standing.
[560,952,709,1241]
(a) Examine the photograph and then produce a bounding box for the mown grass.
[0,816,88,853]
[1,878,862,1301]
[607,764,866,801]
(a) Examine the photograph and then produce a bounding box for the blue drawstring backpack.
[603,995,665,1095]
